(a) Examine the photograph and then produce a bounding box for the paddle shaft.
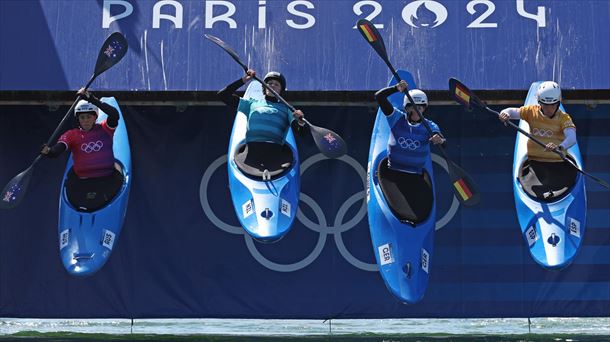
[364,24,450,158]
[31,74,99,170]
[358,20,479,205]
[249,74,320,127]
[390,72,452,157]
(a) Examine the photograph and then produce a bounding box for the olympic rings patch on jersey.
[397,137,421,150]
[80,140,104,153]
[531,128,553,137]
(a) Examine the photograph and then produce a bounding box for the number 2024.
[354,0,546,29]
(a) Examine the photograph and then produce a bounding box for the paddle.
[449,77,609,189]
[204,34,347,159]
[357,19,480,206]
[0,32,128,210]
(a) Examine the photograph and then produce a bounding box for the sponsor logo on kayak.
[525,226,538,246]
[378,243,394,265]
[281,199,291,217]
[101,229,116,250]
[568,217,581,238]
[60,229,70,250]
[242,199,254,218]
[421,248,429,273]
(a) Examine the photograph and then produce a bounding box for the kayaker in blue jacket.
[375,80,445,223]
[218,69,308,176]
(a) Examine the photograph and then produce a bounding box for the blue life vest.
[386,108,441,174]
[238,98,293,144]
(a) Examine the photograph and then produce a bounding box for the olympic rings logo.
[199,153,459,273]
[397,137,421,150]
[80,140,103,153]
[532,128,553,137]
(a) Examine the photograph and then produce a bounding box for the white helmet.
[536,81,561,104]
[74,99,98,117]
[403,89,428,108]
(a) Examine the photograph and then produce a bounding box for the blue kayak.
[367,70,437,304]
[227,81,300,242]
[58,97,131,276]
[512,82,586,269]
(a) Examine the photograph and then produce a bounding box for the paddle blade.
[447,160,480,207]
[357,19,389,61]
[204,34,248,72]
[93,32,128,78]
[308,122,347,159]
[0,165,34,210]
[449,78,486,110]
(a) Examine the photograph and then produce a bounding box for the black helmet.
[263,71,286,92]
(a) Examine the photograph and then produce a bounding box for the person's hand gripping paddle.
[357,19,480,206]
[0,32,128,210]
[205,34,347,159]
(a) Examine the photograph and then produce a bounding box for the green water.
[1,318,609,341]
[2,332,609,342]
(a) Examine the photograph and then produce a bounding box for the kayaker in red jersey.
[499,81,578,199]
[41,88,123,211]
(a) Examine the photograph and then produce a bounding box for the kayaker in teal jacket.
[218,69,308,176]
[218,69,306,144]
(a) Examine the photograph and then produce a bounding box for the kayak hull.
[512,82,587,269]
[228,81,300,242]
[367,70,437,304]
[58,97,131,276]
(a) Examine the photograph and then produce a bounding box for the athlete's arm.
[87,94,120,128]
[375,85,400,116]
[217,78,246,110]
[499,107,520,122]
[560,127,577,150]
[41,142,67,158]
[291,119,310,137]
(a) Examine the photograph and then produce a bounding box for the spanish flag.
[453,178,473,201]
[359,24,377,43]
[454,84,471,107]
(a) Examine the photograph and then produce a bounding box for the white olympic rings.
[397,137,421,150]
[532,128,553,137]
[81,140,103,153]
[199,152,459,273]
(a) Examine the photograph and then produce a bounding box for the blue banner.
[1,0,609,91]
[1,102,609,318]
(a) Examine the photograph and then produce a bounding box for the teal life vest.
[238,97,293,144]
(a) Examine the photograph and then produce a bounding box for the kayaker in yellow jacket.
[498,81,578,199]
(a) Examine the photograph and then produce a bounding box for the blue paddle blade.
[308,122,347,159]
[0,165,34,210]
